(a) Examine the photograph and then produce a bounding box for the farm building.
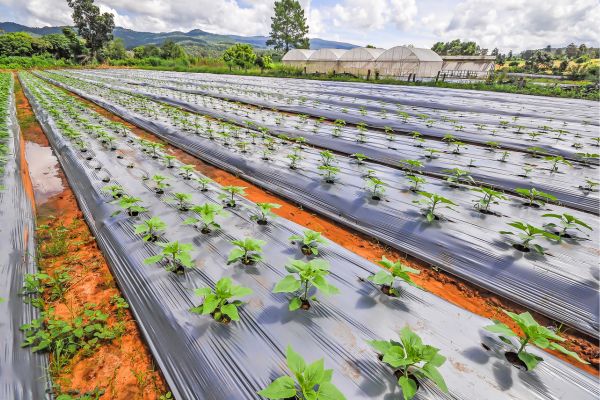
[441,55,496,78]
[305,48,347,74]
[281,49,315,69]
[338,47,385,77]
[374,46,443,78]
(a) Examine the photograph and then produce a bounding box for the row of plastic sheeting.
[37,72,600,337]
[0,74,51,399]
[23,71,600,400]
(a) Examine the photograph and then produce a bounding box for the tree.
[67,0,115,61]
[255,54,273,73]
[430,39,481,55]
[161,40,186,59]
[222,43,256,71]
[266,0,309,53]
[43,33,72,59]
[565,42,578,58]
[104,38,127,60]
[62,27,88,62]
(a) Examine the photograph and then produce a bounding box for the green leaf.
[289,297,302,311]
[144,254,163,265]
[368,340,393,355]
[304,358,325,388]
[273,275,301,293]
[257,376,297,399]
[518,351,543,371]
[368,271,394,285]
[227,248,245,264]
[201,295,219,315]
[548,342,589,364]
[398,375,418,400]
[317,381,346,400]
[421,364,448,392]
[221,303,240,321]
[484,321,518,337]
[286,345,306,374]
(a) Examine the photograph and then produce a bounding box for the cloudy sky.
[1,0,598,52]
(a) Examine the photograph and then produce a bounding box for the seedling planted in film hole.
[515,187,557,208]
[195,177,212,192]
[184,203,229,234]
[368,327,448,400]
[190,277,252,324]
[257,345,346,400]
[144,241,195,273]
[500,221,559,254]
[219,185,247,207]
[366,176,386,200]
[406,174,426,192]
[413,192,457,222]
[251,202,281,225]
[289,230,328,256]
[102,184,124,199]
[111,195,147,217]
[472,187,507,214]
[171,192,193,211]
[485,310,588,371]
[227,237,265,265]
[273,259,339,311]
[542,213,593,240]
[368,256,420,296]
[134,216,167,242]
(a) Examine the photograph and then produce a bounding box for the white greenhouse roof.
[281,49,315,61]
[376,46,443,62]
[339,47,385,61]
[308,48,347,61]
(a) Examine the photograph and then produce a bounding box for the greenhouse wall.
[338,48,385,77]
[441,55,496,78]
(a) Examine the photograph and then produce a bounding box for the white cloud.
[328,0,417,30]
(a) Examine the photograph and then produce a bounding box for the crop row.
[20,71,600,400]
[43,70,600,213]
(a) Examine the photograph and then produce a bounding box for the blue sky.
[1,0,598,52]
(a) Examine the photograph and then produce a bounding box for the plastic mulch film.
[21,71,600,400]
[0,74,51,399]
[45,70,599,214]
[37,73,600,337]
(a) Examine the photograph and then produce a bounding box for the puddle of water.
[24,141,64,205]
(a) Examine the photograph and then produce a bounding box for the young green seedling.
[111,195,147,217]
[251,202,281,225]
[368,327,448,400]
[581,178,599,192]
[190,277,252,323]
[289,230,328,256]
[500,221,559,254]
[319,150,336,166]
[352,153,368,165]
[172,192,193,211]
[163,154,176,168]
[472,187,507,213]
[184,203,229,234]
[413,192,457,222]
[227,237,265,265]
[368,256,420,296]
[257,345,346,400]
[366,176,386,200]
[220,186,247,207]
[102,184,124,199]
[424,148,440,159]
[399,159,423,174]
[286,152,303,169]
[151,174,169,194]
[542,213,593,239]
[273,259,339,311]
[515,187,557,207]
[318,165,340,184]
[450,140,466,154]
[544,155,572,172]
[498,151,510,162]
[179,165,195,180]
[484,310,588,371]
[195,177,212,192]
[134,216,167,242]
[406,174,426,192]
[144,241,195,273]
[443,168,474,186]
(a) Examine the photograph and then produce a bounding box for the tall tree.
[66,0,114,61]
[266,0,309,53]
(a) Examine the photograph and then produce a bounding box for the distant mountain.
[0,22,358,51]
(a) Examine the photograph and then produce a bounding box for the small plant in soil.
[484,310,588,371]
[184,203,229,233]
[179,165,195,180]
[319,150,336,166]
[472,187,507,213]
[486,141,500,151]
[163,154,176,168]
[151,174,169,194]
[257,345,346,400]
[581,178,599,192]
[450,140,466,154]
[368,327,448,400]
[399,159,423,174]
[515,187,557,207]
[544,155,572,172]
[443,168,474,186]
[219,185,247,207]
[498,150,510,162]
[413,191,457,222]
[575,152,599,166]
[406,174,426,192]
[366,176,386,200]
[144,241,195,273]
[542,213,593,239]
[368,256,420,296]
[287,152,303,169]
[190,277,252,323]
[352,152,368,164]
[144,141,165,158]
[251,202,281,225]
[195,176,212,192]
[273,259,339,311]
[171,192,193,211]
[500,221,559,254]
[333,119,346,136]
[526,146,546,158]
[289,230,328,256]
[384,126,394,141]
[102,184,124,199]
[134,216,167,242]
[227,237,265,265]
[424,148,439,159]
[112,195,147,217]
[318,165,340,184]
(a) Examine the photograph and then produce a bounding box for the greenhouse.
[374,46,443,78]
[338,47,385,77]
[441,55,496,78]
[280,49,315,69]
[305,48,346,74]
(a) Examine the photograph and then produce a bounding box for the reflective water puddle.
[25,141,64,205]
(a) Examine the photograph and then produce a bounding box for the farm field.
[3,69,599,399]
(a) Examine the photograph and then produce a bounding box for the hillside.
[0,22,358,50]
